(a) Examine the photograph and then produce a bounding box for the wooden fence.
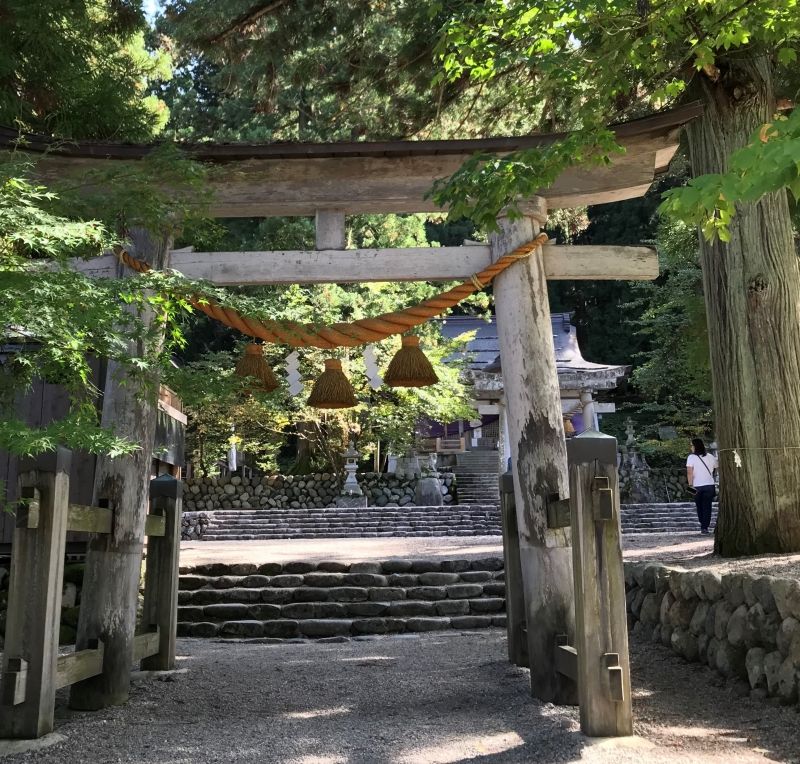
[500,431,633,737]
[0,448,181,739]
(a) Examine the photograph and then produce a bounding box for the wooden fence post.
[0,448,71,739]
[140,475,182,671]
[499,470,528,668]
[566,431,632,737]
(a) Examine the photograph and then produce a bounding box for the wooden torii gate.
[1,102,699,720]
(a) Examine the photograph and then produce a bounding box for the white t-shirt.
[686,453,717,487]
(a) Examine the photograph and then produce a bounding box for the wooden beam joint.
[1,659,29,706]
[546,493,571,529]
[554,637,578,681]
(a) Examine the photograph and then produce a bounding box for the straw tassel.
[383,335,439,388]
[235,343,279,393]
[307,359,358,409]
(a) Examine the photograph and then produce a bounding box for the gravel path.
[4,631,799,763]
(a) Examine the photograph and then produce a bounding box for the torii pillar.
[491,198,577,704]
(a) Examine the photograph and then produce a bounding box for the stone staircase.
[177,558,507,640]
[620,502,718,534]
[453,450,500,505]
[200,504,502,541]
[192,500,716,541]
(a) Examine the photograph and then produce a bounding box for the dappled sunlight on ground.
[393,731,526,763]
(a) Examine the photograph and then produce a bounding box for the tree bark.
[685,54,800,555]
[70,229,172,709]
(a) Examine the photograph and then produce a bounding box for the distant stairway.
[454,450,501,505]
[201,504,502,541]
[620,503,718,534]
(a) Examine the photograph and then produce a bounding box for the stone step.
[177,614,507,639]
[177,558,507,639]
[202,531,502,540]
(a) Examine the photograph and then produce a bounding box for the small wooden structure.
[0,102,699,737]
[0,450,181,738]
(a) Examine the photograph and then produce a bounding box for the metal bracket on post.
[592,477,614,521]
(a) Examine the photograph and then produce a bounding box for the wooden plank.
[555,644,578,681]
[499,472,528,669]
[144,514,166,537]
[140,475,182,671]
[0,449,70,739]
[543,245,658,281]
[315,210,346,250]
[69,244,657,285]
[32,133,679,216]
[55,644,104,690]
[132,630,160,662]
[67,504,113,534]
[568,455,633,737]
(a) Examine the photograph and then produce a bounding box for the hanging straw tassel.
[235,343,279,393]
[307,359,358,409]
[384,335,439,388]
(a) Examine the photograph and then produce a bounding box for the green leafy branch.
[660,108,800,241]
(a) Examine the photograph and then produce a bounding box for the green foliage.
[0,162,187,456]
[661,109,800,241]
[0,1,170,140]
[431,0,800,232]
[630,220,712,403]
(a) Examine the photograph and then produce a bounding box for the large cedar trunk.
[685,54,800,555]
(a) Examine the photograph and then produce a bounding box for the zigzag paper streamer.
[363,345,382,390]
[285,351,303,396]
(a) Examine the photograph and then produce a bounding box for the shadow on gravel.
[628,636,800,764]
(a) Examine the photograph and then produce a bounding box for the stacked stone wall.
[625,561,800,705]
[182,472,456,512]
[619,467,689,503]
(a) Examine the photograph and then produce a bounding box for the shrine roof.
[435,314,629,384]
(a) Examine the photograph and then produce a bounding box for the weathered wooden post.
[70,228,172,710]
[140,474,182,671]
[566,431,632,736]
[490,201,577,703]
[0,448,70,738]
[499,470,528,668]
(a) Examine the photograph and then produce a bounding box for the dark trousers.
[694,485,715,531]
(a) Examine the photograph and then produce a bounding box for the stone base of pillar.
[333,496,368,508]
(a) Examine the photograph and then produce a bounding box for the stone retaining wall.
[619,467,690,504]
[183,472,456,512]
[625,561,800,705]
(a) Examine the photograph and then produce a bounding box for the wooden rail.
[133,629,161,662]
[0,453,182,740]
[55,643,105,690]
[67,504,113,534]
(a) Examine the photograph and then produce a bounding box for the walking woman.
[686,437,717,534]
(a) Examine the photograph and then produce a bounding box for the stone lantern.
[334,440,368,508]
[342,440,363,497]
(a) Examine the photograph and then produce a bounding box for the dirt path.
[4,631,798,763]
